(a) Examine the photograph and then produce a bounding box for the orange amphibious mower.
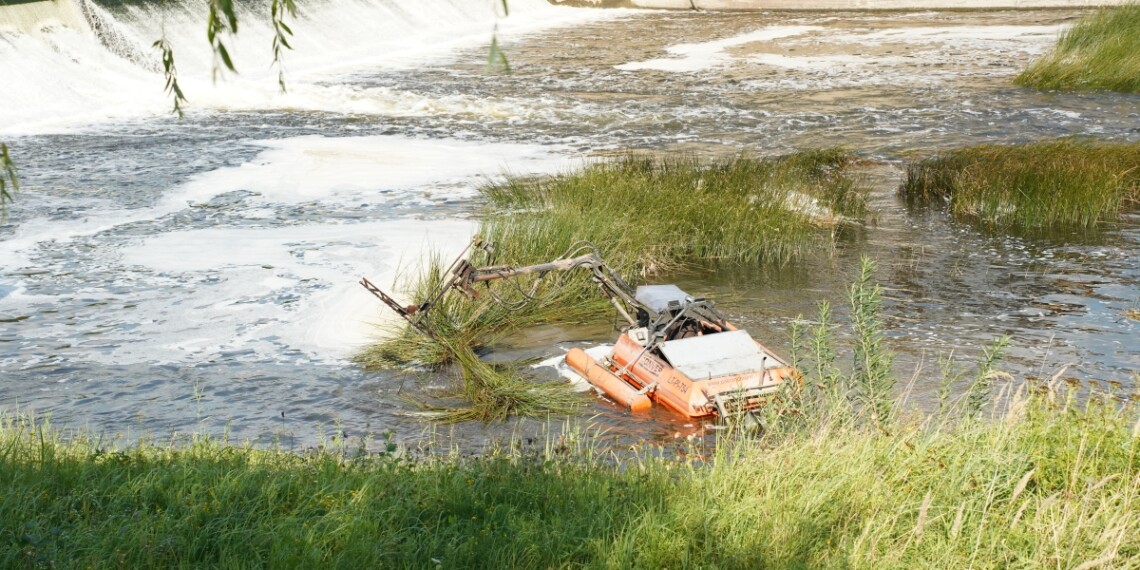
[361,240,796,424]
[564,283,796,421]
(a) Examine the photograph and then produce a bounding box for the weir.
[0,0,86,33]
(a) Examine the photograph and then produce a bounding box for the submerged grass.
[1016,3,1140,92]
[357,150,868,421]
[901,139,1140,230]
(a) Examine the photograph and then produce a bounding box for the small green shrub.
[901,139,1140,229]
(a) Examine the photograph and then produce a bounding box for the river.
[1,0,1137,449]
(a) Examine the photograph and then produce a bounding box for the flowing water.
[1,0,1137,449]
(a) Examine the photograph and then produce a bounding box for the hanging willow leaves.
[271,0,297,93]
[1,143,18,219]
[487,26,510,73]
[152,36,187,118]
[148,0,509,113]
[487,0,510,73]
[207,0,239,81]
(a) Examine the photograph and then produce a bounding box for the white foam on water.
[533,344,613,392]
[848,24,1067,45]
[114,220,477,365]
[0,134,576,270]
[616,26,820,72]
[162,134,577,208]
[615,21,1065,82]
[750,53,870,70]
[0,134,583,365]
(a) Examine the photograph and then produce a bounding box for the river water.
[1,1,1137,449]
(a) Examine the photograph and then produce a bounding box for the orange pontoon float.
[361,240,797,427]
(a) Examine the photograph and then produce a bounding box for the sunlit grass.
[900,139,1140,230]
[4,370,1137,567]
[1017,3,1140,92]
[481,150,869,278]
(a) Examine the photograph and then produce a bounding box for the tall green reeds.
[849,257,895,426]
[358,150,869,421]
[1017,3,1140,92]
[482,150,868,278]
[901,139,1140,230]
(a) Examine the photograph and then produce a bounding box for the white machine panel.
[658,330,781,379]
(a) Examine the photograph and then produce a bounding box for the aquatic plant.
[483,150,867,276]
[966,335,1011,417]
[848,256,894,426]
[900,139,1140,230]
[0,143,16,219]
[358,151,869,421]
[1017,3,1140,92]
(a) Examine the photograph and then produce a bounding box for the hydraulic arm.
[359,239,643,337]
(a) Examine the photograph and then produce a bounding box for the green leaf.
[487,32,511,74]
[217,43,235,73]
[1,143,19,218]
[153,36,188,118]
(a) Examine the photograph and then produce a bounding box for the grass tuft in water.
[354,259,594,421]
[1016,3,1140,92]
[901,139,1140,230]
[482,150,868,278]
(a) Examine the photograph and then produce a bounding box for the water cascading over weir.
[1,0,142,58]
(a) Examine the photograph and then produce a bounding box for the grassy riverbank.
[4,378,1137,567]
[356,151,868,419]
[1017,3,1140,93]
[8,257,1138,566]
[901,139,1140,230]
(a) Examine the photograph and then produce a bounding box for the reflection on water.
[0,7,1137,450]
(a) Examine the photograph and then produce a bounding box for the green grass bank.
[1017,3,1140,92]
[3,381,1138,567]
[900,139,1140,230]
[355,151,868,420]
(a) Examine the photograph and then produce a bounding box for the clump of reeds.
[900,139,1140,229]
[355,258,596,421]
[483,149,868,278]
[358,150,869,421]
[1017,3,1140,92]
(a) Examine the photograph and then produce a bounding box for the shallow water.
[1,2,1137,449]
